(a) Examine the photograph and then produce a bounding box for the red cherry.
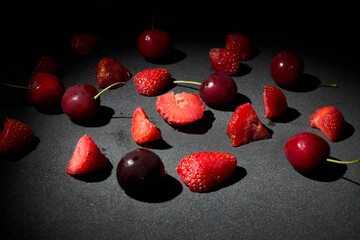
[270,51,304,88]
[137,29,172,61]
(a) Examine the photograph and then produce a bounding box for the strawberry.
[34,56,58,74]
[263,85,288,118]
[95,58,131,89]
[66,134,108,175]
[176,152,237,192]
[0,118,34,156]
[309,106,344,142]
[156,91,205,126]
[227,103,271,146]
[131,106,162,144]
[225,33,253,61]
[134,68,171,96]
[209,48,241,75]
[71,33,99,55]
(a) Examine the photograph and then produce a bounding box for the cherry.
[173,72,238,107]
[137,29,172,61]
[270,51,304,88]
[116,148,165,195]
[284,132,360,173]
[61,82,123,122]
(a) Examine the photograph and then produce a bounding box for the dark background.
[1,2,359,240]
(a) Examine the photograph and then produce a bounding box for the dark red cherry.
[137,29,172,61]
[270,51,304,88]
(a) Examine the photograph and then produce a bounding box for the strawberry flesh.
[227,103,271,146]
[131,106,162,144]
[209,48,241,75]
[95,58,131,89]
[0,118,34,156]
[309,106,344,142]
[263,85,288,118]
[66,134,108,175]
[176,152,237,192]
[134,68,171,96]
[156,91,205,126]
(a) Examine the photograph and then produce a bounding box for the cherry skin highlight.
[137,29,172,61]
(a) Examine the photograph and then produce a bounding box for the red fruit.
[176,152,237,192]
[209,48,241,75]
[134,68,171,96]
[137,29,172,61]
[156,91,205,126]
[66,134,108,175]
[0,118,34,156]
[263,85,288,118]
[131,106,162,144]
[95,58,131,89]
[309,106,344,142]
[34,56,58,74]
[225,33,253,61]
[71,33,99,55]
[227,103,271,146]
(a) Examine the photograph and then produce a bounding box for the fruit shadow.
[281,73,321,92]
[124,174,183,203]
[138,138,172,150]
[268,107,301,124]
[71,160,113,182]
[145,49,187,65]
[337,121,355,142]
[300,157,347,182]
[209,93,251,112]
[170,110,215,134]
[71,106,115,127]
[206,166,247,193]
[232,63,252,77]
[0,136,40,161]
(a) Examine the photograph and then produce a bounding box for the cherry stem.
[318,84,339,87]
[173,80,201,86]
[94,82,125,100]
[0,81,31,90]
[326,158,360,165]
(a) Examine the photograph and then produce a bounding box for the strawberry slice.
[34,56,58,74]
[156,91,205,126]
[134,68,171,96]
[0,118,34,156]
[209,48,241,75]
[66,134,108,175]
[227,103,271,146]
[263,85,288,118]
[225,33,253,61]
[131,106,162,144]
[71,33,99,55]
[95,58,131,89]
[309,106,344,142]
[176,152,237,192]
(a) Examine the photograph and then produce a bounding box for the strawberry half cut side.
[66,134,108,175]
[131,106,162,144]
[263,85,288,119]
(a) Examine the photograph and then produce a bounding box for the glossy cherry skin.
[28,72,65,110]
[116,148,165,195]
[199,72,238,107]
[61,84,100,122]
[137,29,172,61]
[270,51,304,88]
[284,132,330,173]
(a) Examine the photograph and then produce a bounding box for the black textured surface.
[1,3,360,240]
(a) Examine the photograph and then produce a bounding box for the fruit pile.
[0,25,358,197]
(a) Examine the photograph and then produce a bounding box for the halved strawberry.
[66,134,108,175]
[225,33,253,61]
[134,68,171,96]
[263,85,288,118]
[309,106,344,142]
[227,103,271,146]
[209,48,241,75]
[71,33,99,55]
[34,56,58,74]
[131,106,162,144]
[95,58,131,89]
[176,152,237,192]
[0,118,34,156]
[156,91,205,126]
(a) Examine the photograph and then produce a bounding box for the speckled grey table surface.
[1,3,359,240]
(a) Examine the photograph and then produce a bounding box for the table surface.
[1,3,359,240]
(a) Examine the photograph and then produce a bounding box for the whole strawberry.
[0,118,34,156]
[176,152,237,192]
[34,56,58,74]
[209,48,241,75]
[134,68,171,96]
[263,85,288,118]
[71,33,99,55]
[95,58,131,89]
[225,33,253,61]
